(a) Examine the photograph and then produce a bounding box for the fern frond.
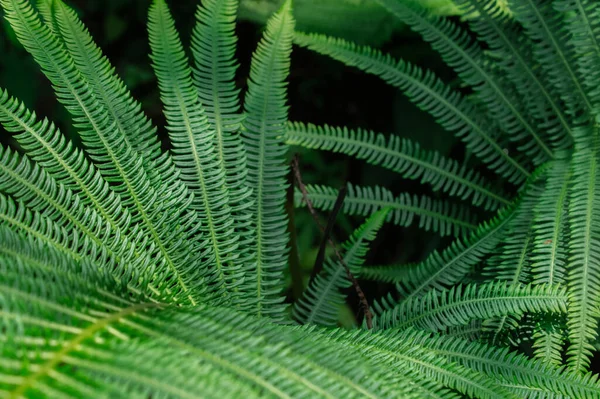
[565,130,600,373]
[363,204,514,296]
[484,182,541,283]
[372,282,567,332]
[554,0,600,116]
[454,0,573,149]
[377,0,553,165]
[292,33,531,185]
[43,0,178,192]
[0,242,420,399]
[1,0,210,305]
[406,328,600,399]
[287,122,510,211]
[292,208,388,326]
[294,183,477,237]
[241,0,294,319]
[148,0,245,303]
[0,89,131,233]
[508,0,593,118]
[191,0,257,288]
[318,327,518,399]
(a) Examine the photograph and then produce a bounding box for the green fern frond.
[508,0,594,119]
[565,130,600,373]
[372,282,567,332]
[0,89,132,233]
[148,0,245,304]
[191,0,257,286]
[377,0,554,166]
[554,0,600,116]
[363,204,514,295]
[42,0,179,192]
[483,182,542,283]
[294,183,477,237]
[287,122,510,211]
[1,0,212,306]
[241,0,295,319]
[405,328,600,398]
[454,0,573,150]
[292,33,531,185]
[318,327,518,399]
[292,208,389,326]
[0,240,420,399]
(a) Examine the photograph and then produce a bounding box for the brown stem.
[291,154,373,329]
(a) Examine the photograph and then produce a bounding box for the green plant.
[0,1,599,399]
[291,0,600,381]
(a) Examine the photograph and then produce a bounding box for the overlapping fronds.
[292,33,531,185]
[241,0,294,319]
[0,240,417,399]
[377,0,553,166]
[287,122,510,210]
[294,183,477,237]
[553,0,600,116]
[508,0,593,119]
[483,182,542,283]
[148,0,245,304]
[404,328,600,398]
[40,0,176,190]
[191,0,257,285]
[0,89,131,233]
[372,282,567,332]
[454,0,573,150]
[1,0,210,306]
[292,208,389,326]
[363,204,514,296]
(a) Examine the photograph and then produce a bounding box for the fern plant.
[0,0,599,398]
[291,0,600,383]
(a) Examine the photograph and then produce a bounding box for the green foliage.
[1,0,600,397]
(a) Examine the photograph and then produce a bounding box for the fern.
[240,0,295,319]
[292,208,388,326]
[148,0,245,302]
[2,0,600,396]
[294,183,477,237]
[372,282,567,332]
[292,33,531,185]
[287,122,510,210]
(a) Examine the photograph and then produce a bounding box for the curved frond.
[0,89,131,233]
[363,204,514,296]
[406,328,600,398]
[294,183,477,237]
[455,0,573,149]
[292,33,531,184]
[42,0,178,191]
[287,122,510,211]
[292,208,389,326]
[377,0,553,165]
[241,0,295,319]
[148,0,245,303]
[0,241,418,399]
[372,282,567,332]
[1,0,209,306]
[565,130,600,372]
[508,0,593,119]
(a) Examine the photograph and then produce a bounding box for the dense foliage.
[1,0,600,398]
